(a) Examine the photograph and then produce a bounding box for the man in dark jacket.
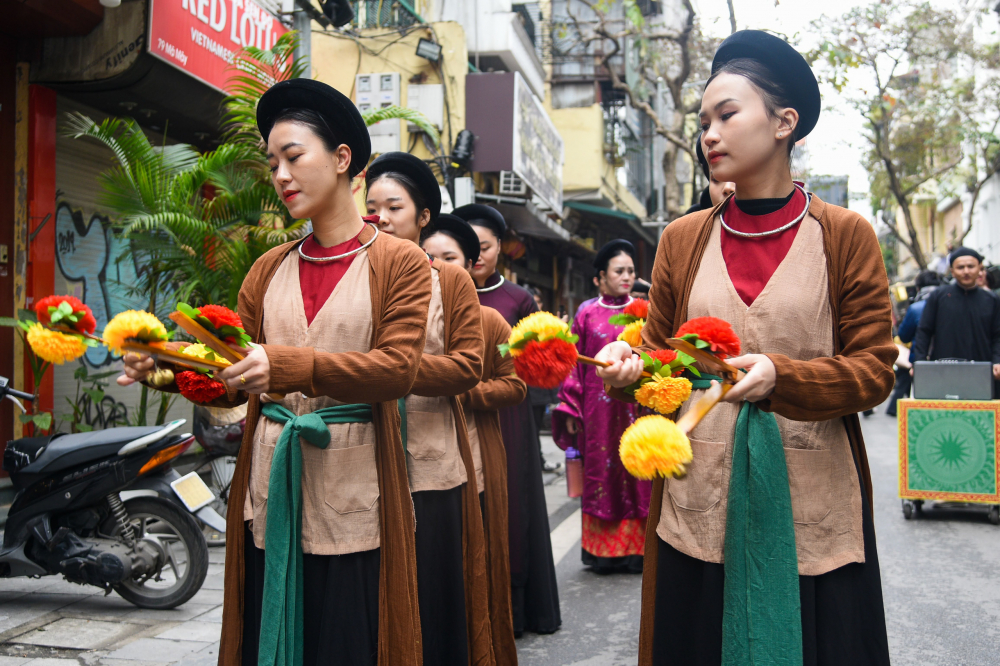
[886,270,941,416]
[911,247,1000,395]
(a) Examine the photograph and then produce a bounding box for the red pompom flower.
[35,295,97,334]
[175,371,227,404]
[675,316,741,358]
[623,298,649,320]
[197,304,243,330]
[512,338,578,389]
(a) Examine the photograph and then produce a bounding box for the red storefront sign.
[148,0,289,93]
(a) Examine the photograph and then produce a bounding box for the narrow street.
[1,405,999,665]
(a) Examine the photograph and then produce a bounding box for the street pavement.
[2,408,999,665]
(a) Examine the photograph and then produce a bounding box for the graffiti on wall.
[54,202,144,366]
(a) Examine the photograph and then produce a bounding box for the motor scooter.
[0,376,225,609]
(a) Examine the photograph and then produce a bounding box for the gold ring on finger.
[240,373,247,385]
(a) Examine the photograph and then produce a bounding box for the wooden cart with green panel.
[897,398,1000,525]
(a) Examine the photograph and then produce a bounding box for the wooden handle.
[51,325,105,344]
[168,311,285,401]
[675,381,731,434]
[122,342,231,372]
[578,354,653,379]
[169,312,245,363]
[664,338,739,383]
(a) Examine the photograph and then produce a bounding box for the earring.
[778,132,784,138]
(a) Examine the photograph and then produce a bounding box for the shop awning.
[562,201,658,245]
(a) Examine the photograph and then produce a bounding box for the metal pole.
[294,10,312,78]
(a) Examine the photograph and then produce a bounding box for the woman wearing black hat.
[551,240,649,574]
[365,154,494,666]
[594,30,894,666]
[453,203,562,637]
[119,80,432,665]
[423,214,525,664]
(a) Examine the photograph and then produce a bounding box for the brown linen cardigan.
[463,306,526,666]
[408,257,495,666]
[214,225,432,666]
[627,194,897,665]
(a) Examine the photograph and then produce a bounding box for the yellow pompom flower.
[103,310,168,355]
[180,343,231,366]
[619,415,693,480]
[617,319,645,346]
[634,376,693,415]
[25,322,88,365]
[508,311,572,357]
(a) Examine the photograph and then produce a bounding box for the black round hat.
[366,151,442,220]
[711,30,821,139]
[594,239,635,274]
[425,213,481,266]
[452,204,506,241]
[256,79,371,178]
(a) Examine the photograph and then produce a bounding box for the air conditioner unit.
[499,171,527,196]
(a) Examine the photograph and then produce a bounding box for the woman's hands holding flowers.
[595,341,645,388]
[217,345,271,394]
[721,354,776,403]
[118,352,155,386]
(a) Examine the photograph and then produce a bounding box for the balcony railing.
[350,0,420,29]
[602,99,655,213]
[513,4,537,47]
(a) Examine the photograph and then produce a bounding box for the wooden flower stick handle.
[169,312,245,364]
[51,325,104,344]
[675,381,731,434]
[122,342,231,372]
[578,354,653,379]
[169,311,286,401]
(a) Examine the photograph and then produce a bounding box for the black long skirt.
[651,462,891,666]
[499,400,561,635]
[413,485,469,666]
[241,523,380,666]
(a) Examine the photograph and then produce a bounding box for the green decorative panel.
[906,408,996,495]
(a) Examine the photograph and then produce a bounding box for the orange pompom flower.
[511,338,579,389]
[634,376,693,415]
[25,322,88,365]
[623,298,649,320]
[675,316,741,358]
[619,415,692,480]
[35,295,97,335]
[618,320,645,346]
[175,371,227,404]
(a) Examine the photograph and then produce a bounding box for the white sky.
[693,0,873,216]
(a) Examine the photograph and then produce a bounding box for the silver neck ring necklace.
[719,183,811,239]
[476,275,505,293]
[596,295,633,310]
[298,223,379,262]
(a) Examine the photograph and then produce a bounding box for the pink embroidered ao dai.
[552,295,650,561]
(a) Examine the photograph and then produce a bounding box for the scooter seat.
[10,426,163,488]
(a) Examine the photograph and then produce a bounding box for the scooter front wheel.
[103,497,209,609]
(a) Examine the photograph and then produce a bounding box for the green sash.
[722,402,802,666]
[257,402,373,666]
[684,373,802,664]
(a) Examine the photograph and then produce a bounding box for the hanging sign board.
[148,0,289,93]
[512,72,564,212]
